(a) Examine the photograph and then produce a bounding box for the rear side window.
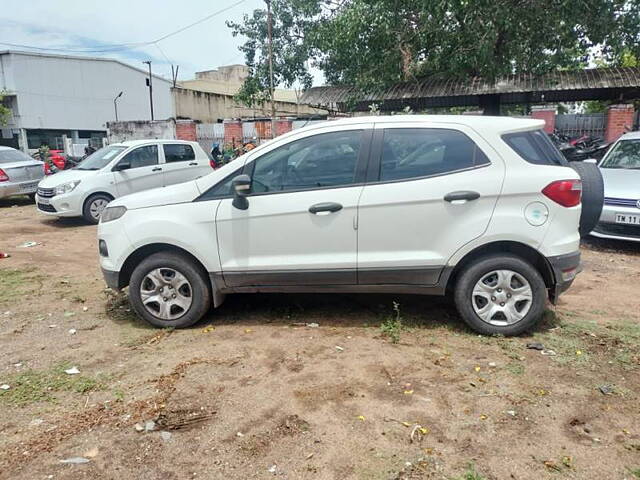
[502,130,567,166]
[379,128,490,182]
[164,144,195,163]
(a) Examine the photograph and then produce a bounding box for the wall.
[605,104,635,143]
[106,120,175,144]
[172,87,326,123]
[0,51,173,131]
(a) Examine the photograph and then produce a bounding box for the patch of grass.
[0,268,39,304]
[505,362,525,375]
[0,363,108,406]
[380,301,404,344]
[451,464,486,480]
[627,467,640,478]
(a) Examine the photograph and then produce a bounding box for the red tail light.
[209,159,217,169]
[0,168,8,182]
[43,162,51,175]
[542,179,582,207]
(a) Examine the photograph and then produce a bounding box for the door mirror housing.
[232,174,251,210]
[113,161,131,171]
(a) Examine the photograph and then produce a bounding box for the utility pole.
[265,0,276,138]
[113,91,123,121]
[143,60,155,121]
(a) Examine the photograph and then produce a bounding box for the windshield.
[0,149,34,164]
[600,139,640,169]
[76,146,128,170]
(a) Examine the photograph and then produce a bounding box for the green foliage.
[452,464,487,480]
[229,0,640,101]
[0,268,39,305]
[380,301,403,343]
[0,363,108,406]
[0,93,11,126]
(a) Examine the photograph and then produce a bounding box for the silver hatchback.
[592,131,640,242]
[0,146,46,199]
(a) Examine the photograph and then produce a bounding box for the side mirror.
[113,161,131,171]
[232,174,251,210]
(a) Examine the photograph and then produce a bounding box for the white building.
[0,50,172,151]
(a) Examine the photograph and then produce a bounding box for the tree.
[0,94,11,126]
[229,0,640,102]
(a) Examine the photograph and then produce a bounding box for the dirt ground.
[0,197,639,480]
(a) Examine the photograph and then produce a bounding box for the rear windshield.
[0,149,33,164]
[502,129,567,166]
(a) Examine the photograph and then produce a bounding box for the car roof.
[617,130,640,140]
[111,139,197,148]
[0,146,17,151]
[306,115,544,134]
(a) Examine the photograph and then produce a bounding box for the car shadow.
[0,196,34,208]
[40,217,92,229]
[582,236,640,256]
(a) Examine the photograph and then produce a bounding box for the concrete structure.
[531,105,556,133]
[0,51,172,151]
[174,65,326,122]
[605,104,635,142]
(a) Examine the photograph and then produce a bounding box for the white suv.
[36,140,212,223]
[98,116,583,336]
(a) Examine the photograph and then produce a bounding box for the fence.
[195,123,224,154]
[555,113,606,138]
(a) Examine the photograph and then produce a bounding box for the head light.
[55,180,81,196]
[100,206,127,223]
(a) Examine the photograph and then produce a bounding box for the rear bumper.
[0,180,40,198]
[547,251,581,304]
[101,267,122,290]
[591,222,640,243]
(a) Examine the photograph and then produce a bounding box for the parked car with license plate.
[591,131,640,242]
[97,115,605,336]
[36,140,212,224]
[0,146,47,200]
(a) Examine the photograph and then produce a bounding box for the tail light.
[209,159,217,169]
[542,179,582,207]
[0,168,8,182]
[44,163,51,175]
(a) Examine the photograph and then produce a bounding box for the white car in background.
[36,140,212,223]
[98,115,593,336]
[592,131,640,242]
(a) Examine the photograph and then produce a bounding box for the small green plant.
[505,362,525,375]
[0,268,37,304]
[628,467,640,479]
[452,464,486,480]
[380,302,403,344]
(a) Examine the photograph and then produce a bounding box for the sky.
[0,0,280,83]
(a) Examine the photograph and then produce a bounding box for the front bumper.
[547,251,582,304]
[590,204,640,243]
[35,192,83,217]
[0,179,40,198]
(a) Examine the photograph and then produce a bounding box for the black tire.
[27,193,36,203]
[570,161,604,237]
[82,193,112,224]
[454,254,547,336]
[129,252,211,328]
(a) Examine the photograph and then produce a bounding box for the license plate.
[38,197,50,205]
[615,213,640,225]
[20,181,39,192]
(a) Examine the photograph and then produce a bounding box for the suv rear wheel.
[129,252,211,328]
[454,254,546,336]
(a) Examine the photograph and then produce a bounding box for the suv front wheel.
[129,252,211,328]
[454,254,547,336]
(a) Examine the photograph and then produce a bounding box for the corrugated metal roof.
[300,67,640,110]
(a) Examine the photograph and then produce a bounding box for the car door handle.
[309,202,343,214]
[188,162,198,166]
[444,191,480,203]
[152,167,162,172]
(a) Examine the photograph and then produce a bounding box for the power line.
[0,0,246,55]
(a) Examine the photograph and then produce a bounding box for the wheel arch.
[444,241,555,293]
[119,243,210,291]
